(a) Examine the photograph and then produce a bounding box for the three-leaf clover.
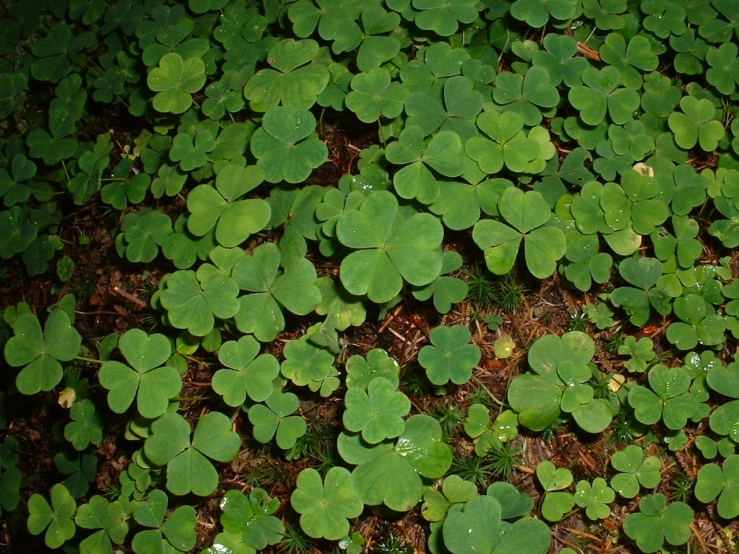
[568,66,640,125]
[144,412,241,496]
[336,191,443,303]
[132,489,197,554]
[187,164,270,247]
[418,325,481,386]
[473,188,566,279]
[219,488,284,550]
[212,336,280,407]
[244,38,329,111]
[75,496,129,553]
[291,467,363,540]
[668,96,725,151]
[160,270,240,337]
[147,53,206,114]
[345,69,408,123]
[628,364,699,429]
[27,484,77,548]
[5,310,81,395]
[610,445,662,498]
[248,391,307,449]
[695,454,739,519]
[343,377,411,443]
[99,329,182,418]
[64,399,104,451]
[623,494,693,553]
[232,242,321,342]
[250,107,329,183]
[345,349,400,390]
[574,478,615,520]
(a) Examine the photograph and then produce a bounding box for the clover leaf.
[75,496,129,553]
[147,53,206,114]
[281,332,338,395]
[291,467,363,540]
[345,348,400,390]
[602,170,668,236]
[250,107,329,184]
[610,445,662,498]
[623,494,693,553]
[132,489,197,554]
[493,67,559,126]
[384,125,464,204]
[466,112,541,174]
[219,488,284,550]
[99,329,182,419]
[169,130,216,172]
[245,38,329,111]
[212,336,280,407]
[582,0,627,30]
[64,399,103,451]
[339,415,452,512]
[27,484,77,548]
[618,336,656,373]
[5,309,81,395]
[186,164,270,248]
[599,33,658,89]
[412,0,479,36]
[710,400,739,442]
[532,34,589,87]
[336,191,443,303]
[510,0,578,27]
[668,96,725,151]
[418,325,481,386]
[442,495,551,554]
[569,66,640,125]
[574,478,615,520]
[628,364,699,429]
[666,293,726,350]
[232,242,321,342]
[422,475,479,522]
[473,188,566,279]
[160,270,240,337]
[344,377,410,443]
[144,412,241,496]
[413,250,469,313]
[537,460,573,491]
[405,76,483,139]
[710,195,739,247]
[346,69,408,123]
[706,43,739,95]
[611,256,671,327]
[695,454,739,519]
[120,209,173,264]
[248,390,307,449]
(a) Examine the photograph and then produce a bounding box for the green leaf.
[75,496,129,551]
[99,329,181,418]
[249,391,307,449]
[346,69,408,123]
[161,270,240,337]
[27,484,77,548]
[574,478,615,520]
[510,0,578,27]
[5,310,81,395]
[345,349,400,391]
[343,377,410,443]
[412,0,479,36]
[64,399,104,451]
[532,34,589,87]
[610,445,662,498]
[695,455,739,519]
[147,53,206,114]
[219,488,283,550]
[568,66,640,125]
[144,412,241,496]
[668,96,725,151]
[536,460,573,491]
[473,188,565,279]
[418,325,481,385]
[337,191,443,303]
[599,33,658,89]
[212,336,280,406]
[623,494,693,553]
[244,39,329,111]
[291,467,363,540]
[250,107,328,184]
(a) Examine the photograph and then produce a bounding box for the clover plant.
[7,0,739,551]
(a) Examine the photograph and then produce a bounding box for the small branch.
[112,286,148,308]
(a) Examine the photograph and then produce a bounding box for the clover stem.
[470,375,508,408]
[75,356,102,364]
